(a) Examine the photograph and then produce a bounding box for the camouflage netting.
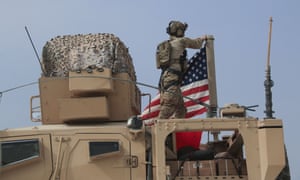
[42,33,136,81]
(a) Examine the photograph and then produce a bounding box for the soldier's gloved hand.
[201,35,208,41]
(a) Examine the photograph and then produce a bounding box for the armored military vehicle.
[0,31,289,180]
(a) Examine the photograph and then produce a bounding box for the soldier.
[158,20,206,119]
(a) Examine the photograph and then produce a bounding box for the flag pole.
[206,35,218,118]
[206,35,219,141]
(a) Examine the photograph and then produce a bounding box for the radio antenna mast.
[25,26,46,76]
[264,17,275,119]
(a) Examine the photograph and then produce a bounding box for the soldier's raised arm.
[182,35,207,49]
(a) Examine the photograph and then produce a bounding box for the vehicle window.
[89,141,120,157]
[1,139,40,167]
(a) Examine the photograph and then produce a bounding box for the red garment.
[176,131,202,150]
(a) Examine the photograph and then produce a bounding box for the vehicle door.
[59,133,131,180]
[0,134,52,180]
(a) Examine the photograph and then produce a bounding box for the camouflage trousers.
[158,71,186,119]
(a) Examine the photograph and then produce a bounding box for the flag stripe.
[143,94,160,109]
[181,79,209,94]
[182,84,209,97]
[141,84,209,120]
[186,106,208,118]
[184,95,209,107]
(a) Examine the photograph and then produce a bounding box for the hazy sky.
[0,0,299,178]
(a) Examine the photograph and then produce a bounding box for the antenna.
[264,17,275,119]
[24,26,46,76]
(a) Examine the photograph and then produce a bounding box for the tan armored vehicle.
[0,32,289,180]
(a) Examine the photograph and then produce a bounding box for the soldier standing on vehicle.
[157,20,206,119]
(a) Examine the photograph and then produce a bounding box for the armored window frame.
[88,141,121,161]
[1,139,40,167]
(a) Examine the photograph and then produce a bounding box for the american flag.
[141,45,209,125]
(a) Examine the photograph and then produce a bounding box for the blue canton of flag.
[182,48,208,86]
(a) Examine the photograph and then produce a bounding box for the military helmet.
[166,21,188,37]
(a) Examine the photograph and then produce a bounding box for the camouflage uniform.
[159,21,205,119]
